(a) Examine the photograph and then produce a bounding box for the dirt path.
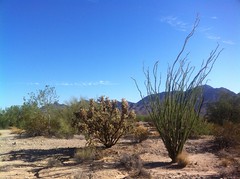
[0,130,238,178]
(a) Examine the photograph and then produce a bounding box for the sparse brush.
[120,154,151,178]
[213,122,240,150]
[73,171,89,179]
[120,154,143,171]
[221,158,234,167]
[74,147,97,163]
[176,152,189,168]
[47,157,62,167]
[9,126,25,135]
[133,125,149,143]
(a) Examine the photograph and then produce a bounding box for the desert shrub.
[0,110,9,129]
[65,97,89,134]
[133,125,149,143]
[74,147,98,163]
[47,157,63,167]
[120,154,151,178]
[54,119,74,138]
[213,122,240,149]
[9,126,25,135]
[18,85,76,138]
[136,115,151,122]
[120,154,142,171]
[74,96,136,148]
[47,108,75,138]
[21,106,73,138]
[189,118,214,138]
[22,107,49,136]
[0,119,9,129]
[21,85,59,136]
[0,106,23,129]
[206,93,240,125]
[176,152,189,168]
[219,156,240,178]
[220,157,235,167]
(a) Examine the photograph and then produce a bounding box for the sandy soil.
[0,129,239,179]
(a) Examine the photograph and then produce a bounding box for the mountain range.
[128,85,238,116]
[53,85,238,116]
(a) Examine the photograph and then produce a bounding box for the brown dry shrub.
[176,152,189,168]
[220,157,235,167]
[133,125,149,143]
[9,126,25,135]
[74,146,104,163]
[213,122,240,150]
[47,157,63,167]
[120,154,151,178]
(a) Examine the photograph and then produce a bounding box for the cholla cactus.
[75,96,136,148]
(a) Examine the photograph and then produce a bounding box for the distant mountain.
[47,85,237,116]
[129,85,238,115]
[41,102,67,112]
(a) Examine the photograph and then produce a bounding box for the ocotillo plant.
[133,16,223,162]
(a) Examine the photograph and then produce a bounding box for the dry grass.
[220,157,235,167]
[74,147,98,163]
[176,151,189,168]
[47,157,63,167]
[213,122,240,149]
[9,127,25,135]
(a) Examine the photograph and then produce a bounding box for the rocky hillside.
[129,85,238,115]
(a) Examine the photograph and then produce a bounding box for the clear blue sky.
[1,0,240,108]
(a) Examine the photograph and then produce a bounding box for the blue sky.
[1,0,240,108]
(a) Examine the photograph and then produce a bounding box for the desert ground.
[0,127,239,179]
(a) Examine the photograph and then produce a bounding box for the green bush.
[50,115,75,138]
[74,96,136,148]
[0,106,23,129]
[21,105,49,136]
[206,93,240,125]
[21,107,74,138]
[189,118,214,138]
[16,85,75,138]
[0,111,9,129]
[136,115,151,122]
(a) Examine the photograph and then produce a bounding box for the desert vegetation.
[206,92,240,149]
[0,17,239,178]
[133,16,223,163]
[73,96,136,148]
